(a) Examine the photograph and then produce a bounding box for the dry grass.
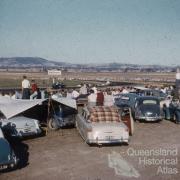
[0,71,176,88]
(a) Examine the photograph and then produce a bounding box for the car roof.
[115,93,139,98]
[136,96,160,101]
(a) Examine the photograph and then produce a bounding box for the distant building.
[48,69,62,76]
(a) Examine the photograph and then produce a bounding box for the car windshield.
[142,100,158,105]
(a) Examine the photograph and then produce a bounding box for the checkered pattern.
[88,106,121,122]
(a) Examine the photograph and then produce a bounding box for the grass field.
[0,71,176,89]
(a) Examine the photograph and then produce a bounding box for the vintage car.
[76,106,129,145]
[134,96,164,122]
[114,93,139,109]
[52,82,65,89]
[0,98,47,137]
[48,97,77,130]
[134,87,167,100]
[48,104,77,130]
[0,128,18,170]
[0,116,41,138]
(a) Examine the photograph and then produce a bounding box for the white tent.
[0,97,47,119]
[52,97,77,110]
[0,96,77,119]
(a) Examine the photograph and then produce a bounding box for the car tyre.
[48,118,59,130]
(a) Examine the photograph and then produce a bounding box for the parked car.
[0,115,41,138]
[76,106,129,145]
[114,93,139,109]
[0,128,18,170]
[52,82,65,89]
[48,104,77,130]
[134,96,164,122]
[135,88,167,100]
[48,97,78,130]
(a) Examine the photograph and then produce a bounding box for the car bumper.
[135,116,163,121]
[0,156,18,170]
[86,138,129,144]
[11,129,41,137]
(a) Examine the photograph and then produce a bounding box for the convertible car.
[0,128,18,170]
[76,106,129,145]
[134,96,164,122]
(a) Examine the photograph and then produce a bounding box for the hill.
[0,57,67,67]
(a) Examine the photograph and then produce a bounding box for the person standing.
[22,75,30,99]
[96,89,104,106]
[30,79,38,99]
[88,89,97,107]
[79,84,88,95]
[103,90,114,106]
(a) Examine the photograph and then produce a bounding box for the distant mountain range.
[0,57,68,67]
[0,57,178,71]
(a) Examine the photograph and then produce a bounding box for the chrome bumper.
[86,138,129,144]
[135,116,163,121]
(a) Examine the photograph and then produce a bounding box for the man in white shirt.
[79,84,87,95]
[22,75,30,99]
[104,91,114,106]
[88,90,97,107]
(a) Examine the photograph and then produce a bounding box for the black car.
[134,96,164,122]
[52,82,65,89]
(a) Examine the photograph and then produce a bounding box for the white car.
[0,116,41,138]
[76,106,129,145]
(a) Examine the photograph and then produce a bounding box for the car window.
[142,100,158,105]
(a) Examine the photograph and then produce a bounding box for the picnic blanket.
[87,106,120,122]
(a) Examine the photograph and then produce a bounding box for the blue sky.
[0,0,180,65]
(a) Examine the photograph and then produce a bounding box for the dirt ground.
[0,119,180,180]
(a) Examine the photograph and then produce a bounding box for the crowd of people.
[0,76,46,100]
[0,76,177,108]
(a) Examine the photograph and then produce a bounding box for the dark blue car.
[0,128,18,170]
[114,93,139,109]
[134,96,164,122]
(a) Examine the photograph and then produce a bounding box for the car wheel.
[48,118,59,130]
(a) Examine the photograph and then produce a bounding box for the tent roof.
[0,97,47,119]
[52,97,77,110]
